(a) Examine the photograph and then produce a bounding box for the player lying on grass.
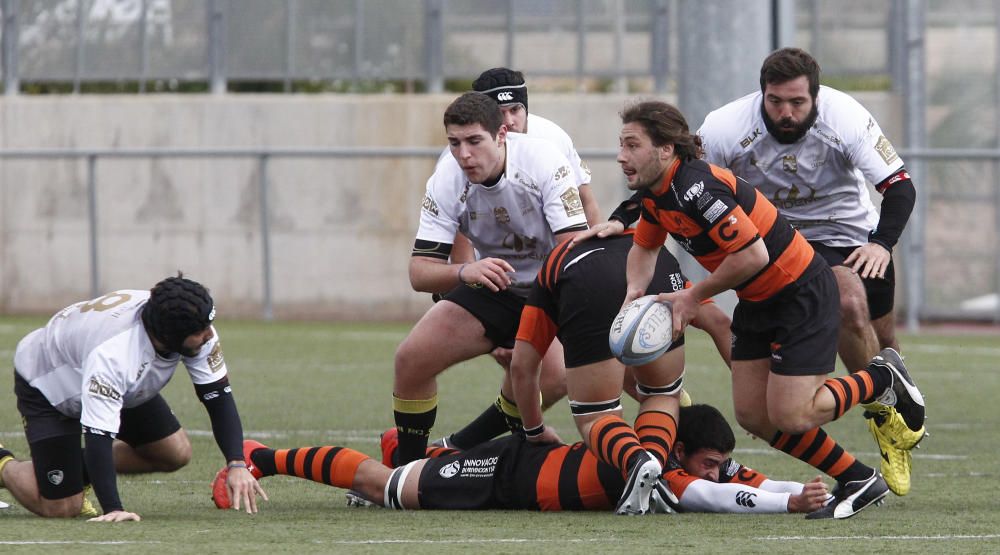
[212,404,829,515]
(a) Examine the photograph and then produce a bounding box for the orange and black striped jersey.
[514,232,689,368]
[633,158,822,302]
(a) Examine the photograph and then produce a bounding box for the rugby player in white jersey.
[431,68,605,451]
[0,275,266,521]
[392,91,588,465]
[696,48,924,496]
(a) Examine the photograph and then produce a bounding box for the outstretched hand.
[569,220,626,246]
[88,510,141,522]
[787,476,830,513]
[227,466,269,514]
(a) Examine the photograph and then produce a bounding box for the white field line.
[310,538,618,545]
[0,541,162,545]
[758,534,1000,541]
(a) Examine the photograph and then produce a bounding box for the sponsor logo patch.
[682,181,704,202]
[439,461,460,478]
[208,342,225,373]
[560,188,584,217]
[702,199,728,224]
[47,469,64,485]
[875,135,899,164]
[497,91,514,102]
[421,194,439,216]
[87,377,121,401]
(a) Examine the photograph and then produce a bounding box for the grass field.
[0,316,997,554]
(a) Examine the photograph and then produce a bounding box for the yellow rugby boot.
[865,406,927,496]
[79,485,100,518]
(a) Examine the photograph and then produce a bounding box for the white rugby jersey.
[14,290,227,434]
[526,113,591,187]
[418,133,587,292]
[699,85,904,247]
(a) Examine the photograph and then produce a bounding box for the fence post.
[2,0,19,95]
[86,155,100,298]
[208,0,226,94]
[258,155,274,320]
[902,0,926,332]
[651,0,669,95]
[424,0,443,93]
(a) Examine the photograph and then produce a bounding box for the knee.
[733,404,767,437]
[839,293,870,332]
[768,410,815,435]
[161,441,192,472]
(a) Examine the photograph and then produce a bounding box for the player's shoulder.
[527,113,574,145]
[506,133,571,175]
[700,91,761,138]
[426,151,468,192]
[814,86,878,136]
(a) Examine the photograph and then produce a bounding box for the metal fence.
[1,0,999,325]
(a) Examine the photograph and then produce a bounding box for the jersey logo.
[208,342,225,373]
[875,135,899,165]
[47,469,65,485]
[87,377,121,401]
[781,155,797,173]
[494,206,511,224]
[770,183,817,209]
[735,491,757,507]
[560,188,584,217]
[702,199,728,224]
[501,232,538,252]
[421,194,440,216]
[740,128,762,148]
[682,181,704,202]
[439,461,460,478]
[718,215,739,241]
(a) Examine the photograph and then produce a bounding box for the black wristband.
[524,424,545,438]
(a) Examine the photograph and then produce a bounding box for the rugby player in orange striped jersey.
[211,404,829,515]
[615,100,924,519]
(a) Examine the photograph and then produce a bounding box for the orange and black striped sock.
[823,369,888,420]
[770,427,873,484]
[634,410,677,468]
[588,415,645,478]
[258,446,370,490]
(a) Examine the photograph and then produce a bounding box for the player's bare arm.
[409,254,514,293]
[658,239,767,340]
[624,242,659,306]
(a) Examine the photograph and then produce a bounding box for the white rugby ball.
[609,295,674,366]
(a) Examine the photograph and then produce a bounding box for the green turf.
[0,316,997,554]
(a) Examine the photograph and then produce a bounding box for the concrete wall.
[0,92,898,320]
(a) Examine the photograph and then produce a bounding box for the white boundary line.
[310,538,617,545]
[0,541,162,545]
[758,534,1000,541]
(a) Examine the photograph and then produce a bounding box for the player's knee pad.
[569,397,622,417]
[636,373,684,397]
[383,460,418,510]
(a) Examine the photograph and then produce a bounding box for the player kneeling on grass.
[0,275,266,521]
[212,403,828,515]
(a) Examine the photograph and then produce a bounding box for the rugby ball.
[609,295,673,366]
